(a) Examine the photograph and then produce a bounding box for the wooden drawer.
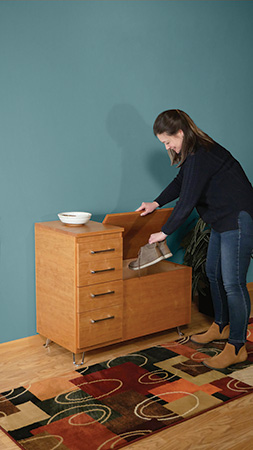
[77,280,123,313]
[77,257,122,286]
[77,235,122,262]
[78,304,123,348]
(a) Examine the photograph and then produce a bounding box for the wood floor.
[1,301,253,450]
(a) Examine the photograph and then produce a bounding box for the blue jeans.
[206,211,253,345]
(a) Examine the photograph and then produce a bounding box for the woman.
[137,109,253,370]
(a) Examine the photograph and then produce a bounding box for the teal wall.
[0,1,253,343]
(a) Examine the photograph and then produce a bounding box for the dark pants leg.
[206,211,253,345]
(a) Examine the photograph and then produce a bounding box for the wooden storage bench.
[35,208,192,362]
[103,209,192,341]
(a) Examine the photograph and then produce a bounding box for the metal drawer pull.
[90,248,115,254]
[91,268,115,274]
[91,315,115,324]
[90,290,115,298]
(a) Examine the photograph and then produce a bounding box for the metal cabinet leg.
[177,326,184,337]
[73,352,85,367]
[43,338,52,348]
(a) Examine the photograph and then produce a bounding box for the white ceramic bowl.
[58,211,92,225]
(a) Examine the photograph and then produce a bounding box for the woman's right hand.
[135,201,159,216]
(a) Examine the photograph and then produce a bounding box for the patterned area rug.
[1,320,253,450]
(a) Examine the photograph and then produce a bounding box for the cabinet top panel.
[103,208,173,259]
[35,220,124,237]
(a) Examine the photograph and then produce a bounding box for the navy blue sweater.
[154,142,253,235]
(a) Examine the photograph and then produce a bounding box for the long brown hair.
[153,109,214,166]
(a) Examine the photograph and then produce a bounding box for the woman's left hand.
[148,231,167,244]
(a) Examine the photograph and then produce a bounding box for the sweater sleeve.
[154,169,183,206]
[161,152,210,235]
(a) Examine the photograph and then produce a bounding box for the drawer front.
[77,235,122,263]
[78,305,123,348]
[77,257,122,286]
[77,280,123,313]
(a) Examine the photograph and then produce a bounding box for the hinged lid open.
[103,208,173,259]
